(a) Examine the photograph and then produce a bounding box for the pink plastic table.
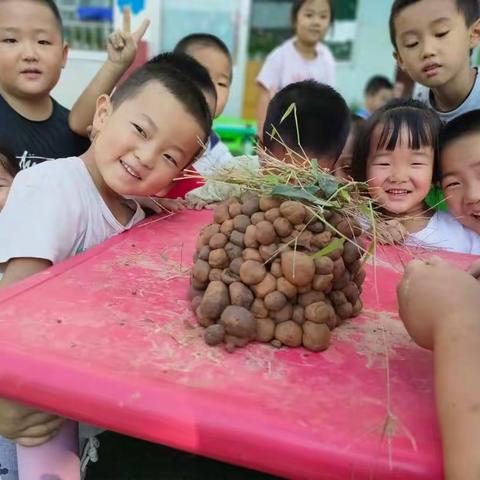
[0,210,468,479]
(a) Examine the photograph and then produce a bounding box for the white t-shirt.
[408,210,480,254]
[194,132,233,176]
[0,156,145,267]
[256,37,336,94]
[414,67,480,123]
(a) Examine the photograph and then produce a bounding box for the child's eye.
[404,41,418,48]
[444,181,460,189]
[38,40,52,46]
[131,122,147,138]
[163,153,178,167]
[218,82,228,88]
[2,38,17,44]
[436,31,449,38]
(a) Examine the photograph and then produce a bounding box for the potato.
[221,269,240,285]
[208,268,223,282]
[251,212,265,225]
[333,258,346,280]
[209,233,228,250]
[225,242,243,261]
[201,224,221,243]
[198,281,229,321]
[265,208,281,223]
[305,301,335,324]
[330,290,347,306]
[192,259,210,283]
[275,321,302,347]
[243,248,263,262]
[209,249,229,269]
[241,196,260,216]
[336,301,353,320]
[239,260,267,285]
[277,277,297,299]
[251,298,268,318]
[270,259,283,278]
[312,273,334,292]
[333,271,351,290]
[296,231,313,249]
[281,251,315,286]
[198,245,211,261]
[230,230,245,248]
[312,231,333,249]
[308,221,325,234]
[354,269,367,287]
[196,305,215,327]
[255,221,277,245]
[272,217,292,238]
[204,324,225,346]
[191,278,208,290]
[342,282,360,304]
[336,219,356,238]
[220,305,256,338]
[244,225,259,248]
[280,201,306,225]
[251,273,276,299]
[314,256,334,275]
[303,322,330,352]
[220,219,235,236]
[229,282,254,309]
[343,241,362,264]
[259,196,281,211]
[327,245,344,261]
[189,286,205,300]
[228,201,242,217]
[271,339,283,348]
[191,294,203,313]
[349,259,362,275]
[298,283,313,294]
[352,299,363,316]
[214,203,230,224]
[264,291,287,311]
[299,291,326,307]
[256,318,275,342]
[233,214,251,233]
[229,257,243,275]
[328,212,343,228]
[294,223,307,232]
[225,335,249,351]
[271,303,293,323]
[259,243,278,262]
[292,305,305,325]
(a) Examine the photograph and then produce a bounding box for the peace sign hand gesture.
[107,7,150,69]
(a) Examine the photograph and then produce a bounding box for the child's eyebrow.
[141,113,158,132]
[399,17,451,37]
[442,161,480,178]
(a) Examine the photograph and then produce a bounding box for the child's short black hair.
[439,109,480,159]
[0,146,18,178]
[174,33,232,64]
[111,54,212,145]
[365,75,394,96]
[263,80,351,161]
[389,0,480,49]
[291,0,334,25]
[352,98,442,182]
[147,52,217,106]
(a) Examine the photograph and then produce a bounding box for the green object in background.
[213,117,258,156]
[426,186,448,211]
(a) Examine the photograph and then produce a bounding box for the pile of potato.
[190,194,366,353]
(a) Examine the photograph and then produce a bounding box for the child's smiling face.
[441,132,480,235]
[91,81,206,198]
[367,126,434,216]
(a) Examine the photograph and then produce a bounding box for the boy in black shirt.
[0,0,90,169]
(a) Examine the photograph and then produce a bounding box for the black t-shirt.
[0,94,91,169]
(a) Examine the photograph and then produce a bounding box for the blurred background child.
[356,75,394,120]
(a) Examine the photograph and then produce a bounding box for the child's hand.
[107,7,150,70]
[380,219,408,245]
[397,256,480,350]
[0,399,64,446]
[154,197,187,213]
[467,259,480,280]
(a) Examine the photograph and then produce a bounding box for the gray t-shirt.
[0,436,18,479]
[414,67,480,123]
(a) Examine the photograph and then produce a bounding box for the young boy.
[0,0,90,169]
[0,55,212,479]
[356,75,394,120]
[186,80,351,206]
[389,0,480,123]
[439,109,480,236]
[397,256,480,479]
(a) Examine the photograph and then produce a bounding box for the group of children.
[0,0,479,477]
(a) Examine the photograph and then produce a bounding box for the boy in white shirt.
[389,0,480,123]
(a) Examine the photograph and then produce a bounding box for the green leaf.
[316,175,340,197]
[270,184,333,207]
[311,237,346,259]
[280,102,296,124]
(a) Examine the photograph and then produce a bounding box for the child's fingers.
[123,6,131,34]
[132,18,150,43]
[16,430,60,447]
[108,31,126,50]
[15,416,65,441]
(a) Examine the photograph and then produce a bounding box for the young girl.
[256,0,335,134]
[0,147,18,211]
[0,56,212,480]
[352,99,480,254]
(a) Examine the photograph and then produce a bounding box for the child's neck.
[1,89,53,121]
[430,65,477,112]
[293,38,317,60]
[389,203,433,234]
[81,147,135,226]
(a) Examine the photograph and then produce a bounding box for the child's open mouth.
[386,189,411,196]
[120,159,141,180]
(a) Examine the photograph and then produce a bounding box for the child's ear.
[61,42,69,69]
[469,18,480,49]
[92,95,113,134]
[393,50,405,71]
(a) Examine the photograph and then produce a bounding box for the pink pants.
[16,420,80,480]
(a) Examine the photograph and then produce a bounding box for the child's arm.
[255,86,271,140]
[397,257,480,480]
[68,8,149,137]
[0,258,51,288]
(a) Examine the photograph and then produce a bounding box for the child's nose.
[389,166,408,182]
[22,41,39,61]
[464,183,480,204]
[421,38,436,59]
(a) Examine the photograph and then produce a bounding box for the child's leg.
[16,420,79,480]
